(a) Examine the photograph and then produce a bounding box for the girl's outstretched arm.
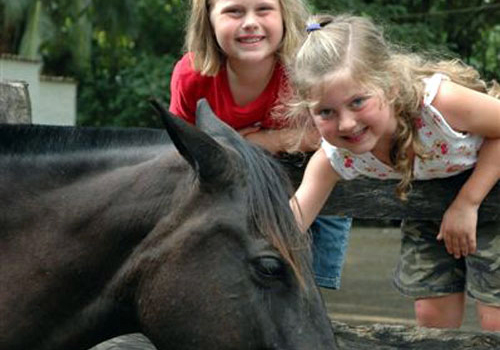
[242,127,320,154]
[434,81,500,258]
[290,148,341,232]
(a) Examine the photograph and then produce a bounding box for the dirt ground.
[321,222,480,332]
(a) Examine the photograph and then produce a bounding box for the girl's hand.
[238,125,262,137]
[437,201,478,259]
[242,127,321,154]
[243,129,283,154]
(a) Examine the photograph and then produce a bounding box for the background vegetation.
[1,0,499,127]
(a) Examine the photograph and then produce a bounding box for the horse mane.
[0,124,170,154]
[234,141,309,288]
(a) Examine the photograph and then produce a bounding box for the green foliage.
[306,0,499,83]
[0,0,53,58]
[78,52,177,128]
[135,0,188,55]
[75,0,188,127]
[40,0,188,127]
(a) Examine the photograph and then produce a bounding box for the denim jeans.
[310,215,352,289]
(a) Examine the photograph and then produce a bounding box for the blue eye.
[318,109,334,119]
[350,97,366,109]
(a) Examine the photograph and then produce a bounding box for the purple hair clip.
[306,23,321,33]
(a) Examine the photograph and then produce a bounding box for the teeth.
[239,37,262,43]
[352,129,364,136]
[343,128,366,140]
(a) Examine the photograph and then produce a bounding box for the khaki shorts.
[393,220,500,306]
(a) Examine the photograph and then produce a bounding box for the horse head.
[0,101,336,350]
[135,99,337,349]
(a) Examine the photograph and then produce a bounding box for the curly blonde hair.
[185,0,310,76]
[288,14,500,199]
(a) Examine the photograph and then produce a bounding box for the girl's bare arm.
[434,81,500,257]
[242,127,320,154]
[290,148,341,232]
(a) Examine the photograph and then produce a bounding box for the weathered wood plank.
[278,153,500,222]
[0,80,32,124]
[331,321,500,350]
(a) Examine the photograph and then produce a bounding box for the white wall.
[39,77,77,125]
[0,54,77,125]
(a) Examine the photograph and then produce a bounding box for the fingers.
[467,235,477,254]
[437,229,477,259]
[436,231,443,241]
[238,126,261,137]
[442,234,461,259]
[451,235,467,259]
[438,205,478,259]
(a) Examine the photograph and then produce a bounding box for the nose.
[338,111,356,133]
[242,12,258,31]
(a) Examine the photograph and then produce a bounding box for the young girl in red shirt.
[169,0,353,291]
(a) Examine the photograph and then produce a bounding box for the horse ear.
[149,98,232,185]
[195,99,242,141]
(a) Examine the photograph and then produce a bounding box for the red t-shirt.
[169,53,287,130]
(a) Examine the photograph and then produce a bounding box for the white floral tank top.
[322,73,484,180]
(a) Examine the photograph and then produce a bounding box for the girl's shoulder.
[173,53,205,80]
[422,73,449,107]
[422,73,496,136]
[420,73,471,138]
[172,53,219,94]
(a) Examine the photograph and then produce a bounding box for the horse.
[0,99,337,350]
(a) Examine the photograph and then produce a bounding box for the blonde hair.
[185,0,309,76]
[288,14,500,199]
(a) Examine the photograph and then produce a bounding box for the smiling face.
[209,0,284,66]
[309,72,397,157]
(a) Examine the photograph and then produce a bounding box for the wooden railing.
[279,152,499,223]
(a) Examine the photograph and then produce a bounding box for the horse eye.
[252,256,286,280]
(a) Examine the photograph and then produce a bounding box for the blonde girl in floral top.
[288,14,500,331]
[324,73,484,182]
